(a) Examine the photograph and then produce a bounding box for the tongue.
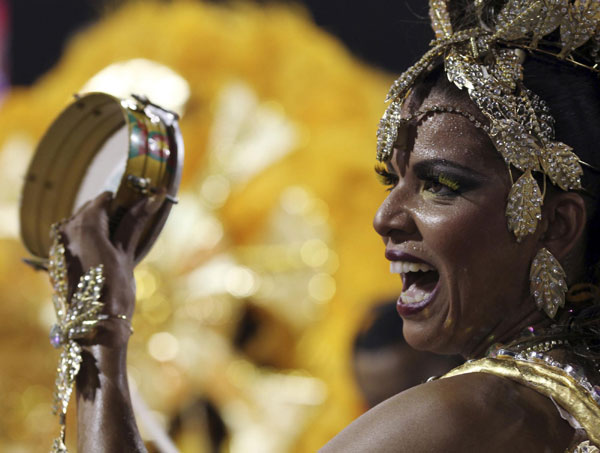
[403,280,436,298]
[402,271,438,298]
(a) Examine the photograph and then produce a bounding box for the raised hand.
[59,191,164,327]
[54,190,164,453]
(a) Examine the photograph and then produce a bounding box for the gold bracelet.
[98,313,134,334]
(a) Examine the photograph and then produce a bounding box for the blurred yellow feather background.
[0,1,402,451]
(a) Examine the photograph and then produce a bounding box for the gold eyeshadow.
[374,159,482,197]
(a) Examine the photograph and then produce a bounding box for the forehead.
[395,86,503,172]
[410,115,495,162]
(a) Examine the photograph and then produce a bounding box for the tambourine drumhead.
[20,92,183,263]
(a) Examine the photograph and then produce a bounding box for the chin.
[402,321,446,354]
[401,313,468,356]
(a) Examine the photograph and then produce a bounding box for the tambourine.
[20,92,183,266]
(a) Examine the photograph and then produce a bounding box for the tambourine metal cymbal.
[20,92,184,266]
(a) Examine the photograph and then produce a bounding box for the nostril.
[374,198,419,242]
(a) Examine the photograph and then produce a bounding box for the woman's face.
[373,87,544,357]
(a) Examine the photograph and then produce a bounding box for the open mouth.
[390,261,440,304]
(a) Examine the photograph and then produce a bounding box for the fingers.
[61,192,113,243]
[112,191,166,256]
[54,193,113,298]
[86,191,113,237]
[70,191,113,219]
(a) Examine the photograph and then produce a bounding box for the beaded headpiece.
[377,0,600,241]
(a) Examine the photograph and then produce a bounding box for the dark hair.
[519,56,600,369]
[521,55,600,280]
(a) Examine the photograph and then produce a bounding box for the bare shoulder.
[320,372,574,453]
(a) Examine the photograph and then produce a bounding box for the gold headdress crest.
[378,0,600,241]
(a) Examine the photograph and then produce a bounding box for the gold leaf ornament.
[531,0,568,47]
[445,50,477,92]
[540,141,583,191]
[51,437,68,453]
[490,48,523,91]
[530,247,568,318]
[376,97,403,162]
[506,169,543,241]
[490,120,541,172]
[573,440,600,453]
[429,0,453,39]
[385,44,449,103]
[48,223,106,452]
[494,0,544,41]
[560,0,600,57]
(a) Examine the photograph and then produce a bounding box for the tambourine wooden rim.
[20,92,183,263]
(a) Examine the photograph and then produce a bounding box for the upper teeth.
[390,261,434,274]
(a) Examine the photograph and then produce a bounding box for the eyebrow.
[411,158,488,180]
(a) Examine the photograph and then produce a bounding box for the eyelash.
[374,165,462,196]
[375,165,398,191]
[437,174,460,191]
[422,172,461,196]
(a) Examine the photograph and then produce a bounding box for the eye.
[375,164,399,192]
[422,173,461,196]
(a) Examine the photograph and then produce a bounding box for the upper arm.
[320,372,574,453]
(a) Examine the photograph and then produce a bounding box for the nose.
[373,190,418,241]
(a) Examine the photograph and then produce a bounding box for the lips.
[387,250,440,316]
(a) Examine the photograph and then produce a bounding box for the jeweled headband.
[377,0,600,242]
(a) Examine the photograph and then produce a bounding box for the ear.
[539,191,587,260]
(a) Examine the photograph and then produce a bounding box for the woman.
[324,64,599,451]
[56,0,600,451]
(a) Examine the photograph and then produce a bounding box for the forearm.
[76,322,146,453]
[56,191,165,452]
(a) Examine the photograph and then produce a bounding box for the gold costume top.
[442,350,600,452]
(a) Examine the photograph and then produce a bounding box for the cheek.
[417,195,509,247]
[417,194,523,288]
[417,197,532,344]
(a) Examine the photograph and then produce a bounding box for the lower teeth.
[401,291,428,304]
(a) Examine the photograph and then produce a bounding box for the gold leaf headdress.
[378,0,600,241]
